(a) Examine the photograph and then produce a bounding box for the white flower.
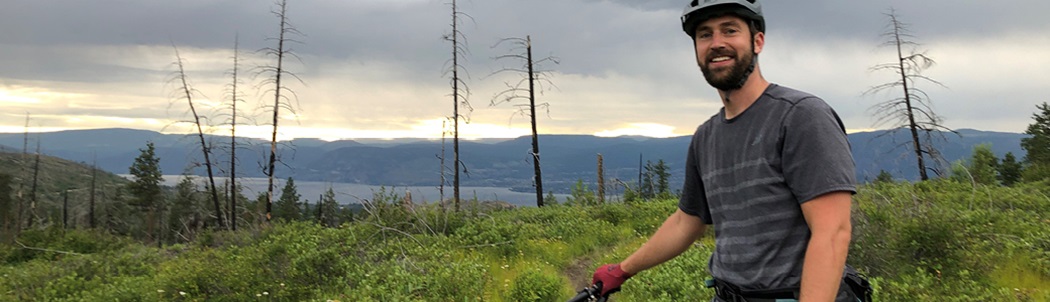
[157,290,165,293]
[179,291,187,296]
[256,293,262,297]
[263,292,269,295]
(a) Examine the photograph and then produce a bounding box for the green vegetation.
[1,179,1047,301]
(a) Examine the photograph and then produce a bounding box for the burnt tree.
[170,44,224,229]
[443,0,474,211]
[490,35,559,207]
[258,0,305,221]
[864,8,953,181]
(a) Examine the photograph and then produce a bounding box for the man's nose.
[709,33,728,50]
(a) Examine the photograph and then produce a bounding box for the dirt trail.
[564,256,595,290]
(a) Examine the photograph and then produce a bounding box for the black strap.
[843,266,874,302]
[711,279,799,302]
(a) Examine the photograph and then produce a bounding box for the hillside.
[0,128,1029,192]
[0,150,129,228]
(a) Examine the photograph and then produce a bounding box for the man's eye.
[725,28,739,35]
[698,32,713,39]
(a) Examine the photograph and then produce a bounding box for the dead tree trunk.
[27,138,41,228]
[865,8,953,181]
[490,35,559,207]
[439,119,448,206]
[259,0,304,221]
[62,189,69,229]
[16,113,28,232]
[90,158,97,228]
[171,44,225,229]
[525,37,544,207]
[597,153,605,204]
[451,0,462,211]
[228,37,243,231]
[265,1,289,222]
[444,0,474,211]
[890,13,926,181]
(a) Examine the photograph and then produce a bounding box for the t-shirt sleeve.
[678,136,713,224]
[782,98,857,204]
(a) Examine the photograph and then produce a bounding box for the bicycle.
[567,282,614,302]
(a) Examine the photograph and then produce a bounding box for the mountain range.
[0,128,1028,193]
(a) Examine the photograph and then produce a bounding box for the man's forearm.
[798,226,851,301]
[620,209,706,274]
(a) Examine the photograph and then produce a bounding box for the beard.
[699,48,756,91]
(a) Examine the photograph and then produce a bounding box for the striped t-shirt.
[678,84,856,293]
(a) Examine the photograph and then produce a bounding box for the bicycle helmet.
[681,0,764,37]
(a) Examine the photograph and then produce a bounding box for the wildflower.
[264,292,269,296]
[157,290,165,293]
[179,291,187,296]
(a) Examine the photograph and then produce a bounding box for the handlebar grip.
[566,282,603,302]
[567,290,593,302]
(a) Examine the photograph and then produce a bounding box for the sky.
[1,0,1048,141]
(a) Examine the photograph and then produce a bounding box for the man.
[590,0,858,301]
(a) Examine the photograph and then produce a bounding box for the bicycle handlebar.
[567,282,609,302]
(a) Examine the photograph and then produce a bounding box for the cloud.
[0,0,1046,138]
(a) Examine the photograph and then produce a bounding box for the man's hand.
[591,263,633,296]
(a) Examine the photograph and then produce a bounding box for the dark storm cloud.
[4,0,1044,86]
[1,0,1047,135]
[586,0,1050,39]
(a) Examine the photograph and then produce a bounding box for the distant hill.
[0,128,1028,192]
[849,128,1028,181]
[0,149,130,226]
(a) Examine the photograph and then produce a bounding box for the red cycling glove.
[591,263,634,296]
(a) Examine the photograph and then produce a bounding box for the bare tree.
[490,35,559,207]
[443,0,474,211]
[89,156,97,228]
[257,0,305,221]
[437,119,451,206]
[170,44,225,229]
[216,36,251,230]
[597,153,605,204]
[27,136,41,228]
[16,113,28,232]
[864,8,953,181]
[62,189,69,229]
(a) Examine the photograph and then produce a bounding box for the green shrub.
[2,181,1046,301]
[6,227,131,264]
[615,243,714,302]
[508,269,563,302]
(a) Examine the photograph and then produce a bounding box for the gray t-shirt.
[678,84,856,296]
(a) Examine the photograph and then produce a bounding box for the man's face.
[693,15,761,91]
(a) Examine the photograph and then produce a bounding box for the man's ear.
[753,31,765,54]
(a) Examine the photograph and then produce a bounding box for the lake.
[155,175,574,208]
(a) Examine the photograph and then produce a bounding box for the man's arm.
[798,191,852,302]
[619,209,707,274]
